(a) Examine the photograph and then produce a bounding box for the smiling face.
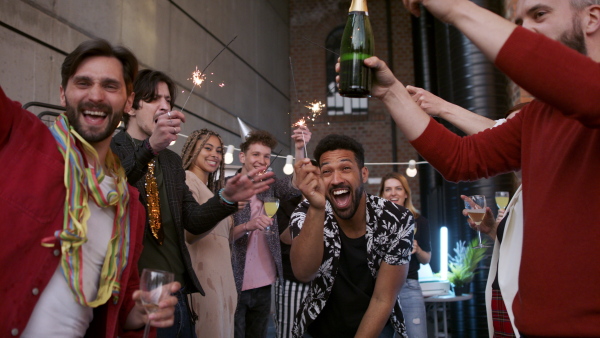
[381,178,408,207]
[60,56,133,144]
[239,143,271,174]
[319,149,368,220]
[126,81,171,139]
[193,135,223,174]
[515,0,587,54]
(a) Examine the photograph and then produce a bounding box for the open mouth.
[82,109,108,125]
[331,188,351,208]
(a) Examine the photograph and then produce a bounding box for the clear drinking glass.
[465,195,491,248]
[140,269,174,338]
[263,197,280,235]
[495,191,509,209]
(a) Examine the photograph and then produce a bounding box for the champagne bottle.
[339,0,374,98]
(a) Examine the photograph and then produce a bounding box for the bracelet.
[218,188,235,205]
[143,138,159,156]
[244,223,250,235]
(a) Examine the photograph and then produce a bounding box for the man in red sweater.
[353,0,600,336]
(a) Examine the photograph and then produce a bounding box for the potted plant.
[447,238,488,295]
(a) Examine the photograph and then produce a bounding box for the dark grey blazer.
[111,131,237,295]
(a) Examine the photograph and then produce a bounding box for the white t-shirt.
[23,175,116,337]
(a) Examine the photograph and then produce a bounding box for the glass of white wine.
[140,269,174,338]
[263,197,280,235]
[495,191,509,209]
[465,195,491,249]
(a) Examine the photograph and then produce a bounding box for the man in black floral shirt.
[289,134,414,338]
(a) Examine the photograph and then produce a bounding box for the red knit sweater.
[411,27,600,337]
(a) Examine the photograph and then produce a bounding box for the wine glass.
[495,191,509,210]
[263,197,280,235]
[464,195,491,249]
[140,269,174,338]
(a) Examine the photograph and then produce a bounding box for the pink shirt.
[241,195,276,291]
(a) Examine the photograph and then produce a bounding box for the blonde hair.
[378,172,420,218]
[181,129,225,193]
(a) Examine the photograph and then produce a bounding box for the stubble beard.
[65,99,123,144]
[329,176,365,221]
[560,14,587,55]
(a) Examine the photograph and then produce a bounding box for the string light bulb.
[406,159,417,177]
[283,155,294,175]
[224,145,235,164]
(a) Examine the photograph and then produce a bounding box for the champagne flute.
[263,197,279,235]
[465,195,491,248]
[495,191,509,209]
[140,269,174,338]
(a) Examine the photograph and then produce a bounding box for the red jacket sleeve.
[410,115,522,182]
[496,26,600,128]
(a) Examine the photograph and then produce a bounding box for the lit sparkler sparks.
[292,118,306,128]
[177,36,237,114]
[190,67,206,87]
[305,100,325,121]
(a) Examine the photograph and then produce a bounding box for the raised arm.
[289,158,327,282]
[404,0,516,62]
[407,85,496,135]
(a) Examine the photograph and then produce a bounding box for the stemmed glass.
[263,197,280,235]
[140,268,174,338]
[464,195,491,249]
[495,191,509,210]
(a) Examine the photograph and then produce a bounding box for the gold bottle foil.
[348,0,368,13]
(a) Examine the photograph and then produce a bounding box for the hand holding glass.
[465,195,491,248]
[263,197,279,235]
[140,269,174,338]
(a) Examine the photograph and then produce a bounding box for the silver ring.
[247,174,255,183]
[167,111,172,119]
[173,127,177,134]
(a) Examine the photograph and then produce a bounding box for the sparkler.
[178,36,238,114]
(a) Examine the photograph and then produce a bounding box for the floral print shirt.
[289,194,414,338]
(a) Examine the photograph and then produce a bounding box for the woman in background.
[181,129,236,338]
[379,172,431,338]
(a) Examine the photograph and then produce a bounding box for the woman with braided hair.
[181,129,237,338]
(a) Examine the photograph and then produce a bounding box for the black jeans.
[157,289,197,338]
[234,285,272,338]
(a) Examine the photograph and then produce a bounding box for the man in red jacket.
[0,39,177,337]
[354,0,600,336]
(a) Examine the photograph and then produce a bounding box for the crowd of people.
[1,0,599,337]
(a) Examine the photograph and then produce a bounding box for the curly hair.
[378,172,420,218]
[239,130,277,152]
[313,134,365,168]
[180,129,225,193]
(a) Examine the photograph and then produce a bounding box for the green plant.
[447,238,488,288]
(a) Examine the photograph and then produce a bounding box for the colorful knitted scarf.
[48,114,131,307]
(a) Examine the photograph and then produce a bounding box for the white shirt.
[23,176,116,337]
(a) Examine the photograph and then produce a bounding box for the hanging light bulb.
[224,145,235,164]
[406,159,417,177]
[283,155,294,175]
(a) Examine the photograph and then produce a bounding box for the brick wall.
[289,0,422,208]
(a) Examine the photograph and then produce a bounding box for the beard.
[65,99,123,144]
[560,14,587,55]
[328,177,365,220]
